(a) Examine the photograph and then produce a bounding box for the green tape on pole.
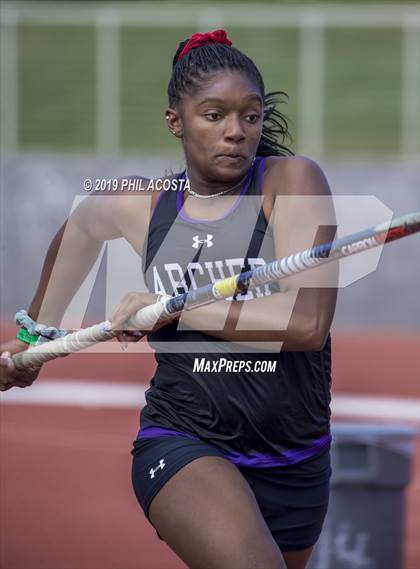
[16,328,40,345]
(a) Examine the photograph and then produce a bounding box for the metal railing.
[1,1,419,157]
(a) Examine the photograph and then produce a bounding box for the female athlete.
[1,30,337,569]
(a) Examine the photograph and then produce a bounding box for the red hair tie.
[177,29,233,61]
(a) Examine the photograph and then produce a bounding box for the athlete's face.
[167,71,263,184]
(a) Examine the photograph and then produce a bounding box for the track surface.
[1,331,419,569]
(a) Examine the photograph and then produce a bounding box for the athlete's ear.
[165,108,183,138]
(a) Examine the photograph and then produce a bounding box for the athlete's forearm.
[28,218,104,327]
[180,288,336,351]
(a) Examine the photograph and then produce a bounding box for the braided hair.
[168,38,294,157]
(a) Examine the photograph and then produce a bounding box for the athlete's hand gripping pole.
[12,296,175,371]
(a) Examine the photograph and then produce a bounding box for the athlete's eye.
[245,114,261,124]
[205,112,222,121]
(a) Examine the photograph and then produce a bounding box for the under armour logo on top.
[149,458,166,479]
[192,234,213,248]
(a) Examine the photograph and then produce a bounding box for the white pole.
[298,9,325,159]
[95,7,120,154]
[0,6,18,152]
[401,9,420,159]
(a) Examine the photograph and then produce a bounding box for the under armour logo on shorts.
[149,458,166,479]
[192,234,213,248]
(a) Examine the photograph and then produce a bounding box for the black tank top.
[137,158,332,467]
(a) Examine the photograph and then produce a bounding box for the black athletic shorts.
[131,435,331,552]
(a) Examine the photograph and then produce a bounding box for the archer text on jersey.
[193,358,277,373]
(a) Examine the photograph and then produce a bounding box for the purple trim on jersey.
[138,426,200,442]
[153,172,186,211]
[176,162,255,225]
[256,157,266,194]
[137,425,331,468]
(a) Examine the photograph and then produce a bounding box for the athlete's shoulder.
[115,173,182,250]
[263,155,331,197]
[113,172,182,216]
[71,174,162,253]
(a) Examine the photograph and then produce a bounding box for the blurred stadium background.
[0,1,419,569]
